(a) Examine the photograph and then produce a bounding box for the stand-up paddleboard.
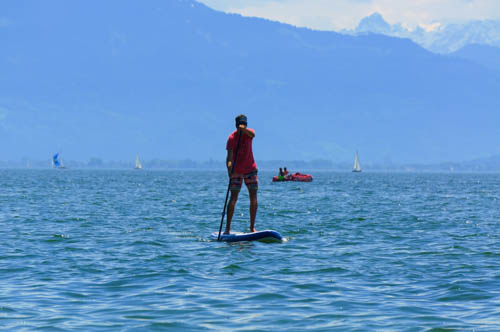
[211,230,283,243]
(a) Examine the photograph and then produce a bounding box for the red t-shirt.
[226,129,257,174]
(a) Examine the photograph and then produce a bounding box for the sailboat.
[352,151,361,173]
[135,155,143,170]
[52,153,66,169]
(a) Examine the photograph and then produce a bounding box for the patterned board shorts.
[230,170,258,192]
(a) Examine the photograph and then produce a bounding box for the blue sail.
[52,153,60,168]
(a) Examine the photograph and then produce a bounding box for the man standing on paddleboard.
[225,114,258,234]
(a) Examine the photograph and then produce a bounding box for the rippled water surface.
[1,170,499,331]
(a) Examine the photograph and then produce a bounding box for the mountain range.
[1,0,499,164]
[450,43,500,71]
[346,12,500,54]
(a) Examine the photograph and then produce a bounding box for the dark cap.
[235,114,247,126]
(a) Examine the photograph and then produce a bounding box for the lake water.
[1,170,499,331]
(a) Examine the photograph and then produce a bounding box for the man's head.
[235,114,247,128]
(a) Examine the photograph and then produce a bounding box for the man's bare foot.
[223,230,230,235]
[250,228,257,233]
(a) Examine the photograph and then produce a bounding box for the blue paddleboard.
[211,230,283,243]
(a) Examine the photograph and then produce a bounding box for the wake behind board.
[211,230,283,243]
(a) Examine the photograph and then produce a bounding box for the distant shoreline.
[2,158,500,172]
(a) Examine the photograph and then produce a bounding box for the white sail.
[135,155,143,169]
[353,151,361,172]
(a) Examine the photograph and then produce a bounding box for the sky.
[198,0,500,30]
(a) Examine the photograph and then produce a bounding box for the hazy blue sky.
[198,0,500,30]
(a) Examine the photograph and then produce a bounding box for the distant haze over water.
[4,155,500,172]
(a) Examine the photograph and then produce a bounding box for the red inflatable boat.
[273,172,313,182]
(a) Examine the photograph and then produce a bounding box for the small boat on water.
[52,153,66,169]
[135,155,143,170]
[273,172,313,182]
[352,151,361,173]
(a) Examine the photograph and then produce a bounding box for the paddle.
[217,129,243,241]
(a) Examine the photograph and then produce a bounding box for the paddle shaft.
[218,130,243,241]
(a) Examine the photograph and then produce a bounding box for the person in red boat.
[283,167,289,176]
[225,114,258,234]
[277,167,285,180]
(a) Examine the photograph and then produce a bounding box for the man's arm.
[238,125,255,138]
[226,149,233,177]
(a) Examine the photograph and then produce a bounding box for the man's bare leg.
[225,190,239,234]
[249,189,258,232]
